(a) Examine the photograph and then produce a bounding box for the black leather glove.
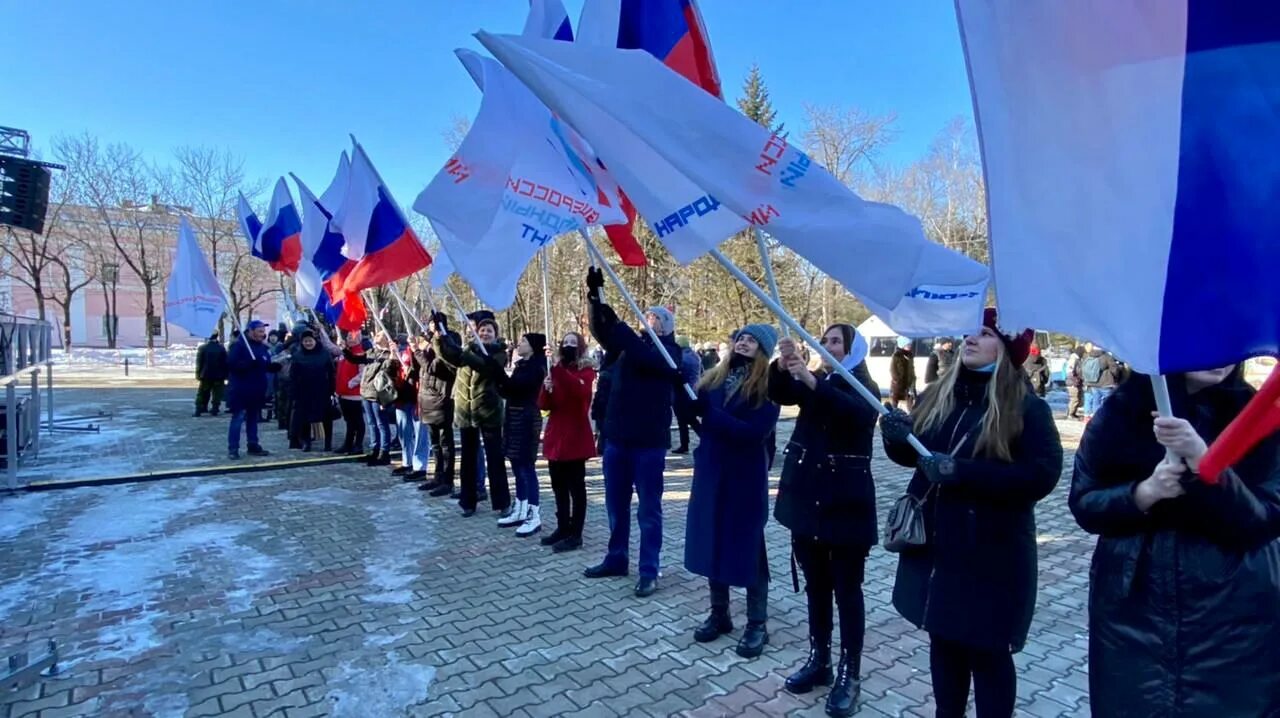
[586,267,605,301]
[879,407,913,444]
[918,452,959,484]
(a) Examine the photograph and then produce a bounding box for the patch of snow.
[326,652,435,718]
[275,487,363,506]
[0,491,67,541]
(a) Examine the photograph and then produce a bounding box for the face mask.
[559,345,579,364]
[974,361,998,374]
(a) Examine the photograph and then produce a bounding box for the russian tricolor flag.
[236,193,264,260]
[524,0,574,42]
[578,0,722,98]
[329,140,431,304]
[257,178,304,274]
[960,1,1280,373]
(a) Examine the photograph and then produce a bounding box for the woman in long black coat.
[770,324,880,718]
[288,330,336,452]
[1070,366,1280,717]
[497,333,549,536]
[880,308,1063,718]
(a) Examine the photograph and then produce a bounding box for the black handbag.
[883,485,936,553]
[327,395,343,421]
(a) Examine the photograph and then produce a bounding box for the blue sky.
[9,1,973,205]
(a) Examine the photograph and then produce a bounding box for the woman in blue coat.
[683,324,781,659]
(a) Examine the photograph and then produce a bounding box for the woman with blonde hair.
[683,324,781,659]
[880,308,1063,717]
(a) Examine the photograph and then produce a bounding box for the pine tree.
[736,63,784,136]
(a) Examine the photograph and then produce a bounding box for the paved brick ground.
[2,387,1093,717]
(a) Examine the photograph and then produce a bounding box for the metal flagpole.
[362,289,390,338]
[753,227,790,339]
[413,274,448,336]
[540,248,553,371]
[578,229,696,401]
[388,284,430,335]
[709,248,931,458]
[444,284,489,356]
[1150,375,1179,462]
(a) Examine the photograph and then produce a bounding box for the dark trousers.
[676,417,692,450]
[289,407,332,450]
[929,635,1016,718]
[548,459,587,538]
[794,537,868,656]
[602,442,666,579]
[195,380,224,413]
[1068,384,1084,419]
[710,542,770,623]
[459,425,509,512]
[429,417,455,485]
[338,398,365,452]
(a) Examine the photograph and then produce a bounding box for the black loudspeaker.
[0,156,52,235]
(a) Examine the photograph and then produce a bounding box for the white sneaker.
[516,505,542,537]
[498,498,528,527]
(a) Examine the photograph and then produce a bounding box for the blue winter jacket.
[227,338,276,411]
[589,299,681,450]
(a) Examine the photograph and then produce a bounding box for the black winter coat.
[288,346,335,424]
[196,340,229,382]
[589,299,680,450]
[499,356,547,463]
[412,335,457,425]
[885,367,1063,653]
[890,349,916,398]
[1069,370,1280,717]
[591,352,615,440]
[771,359,881,547]
[1024,355,1051,396]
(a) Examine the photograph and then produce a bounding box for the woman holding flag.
[497,332,549,535]
[683,325,780,660]
[342,330,396,467]
[1069,365,1280,716]
[538,331,597,552]
[880,308,1063,718]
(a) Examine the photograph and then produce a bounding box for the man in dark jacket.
[673,337,703,454]
[582,267,683,598]
[1077,342,1122,419]
[1023,345,1051,397]
[195,332,229,417]
[226,320,280,459]
[924,339,955,385]
[413,313,458,497]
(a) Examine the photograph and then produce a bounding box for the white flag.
[413,50,629,308]
[165,217,225,338]
[478,32,989,335]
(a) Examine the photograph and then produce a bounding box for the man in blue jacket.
[227,320,280,459]
[582,268,683,598]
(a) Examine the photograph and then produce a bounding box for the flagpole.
[362,289,390,339]
[388,284,430,335]
[579,230,696,401]
[215,279,254,355]
[444,284,490,357]
[1150,375,1179,462]
[540,248,553,371]
[413,274,448,336]
[710,248,931,458]
[753,227,790,339]
[579,228,597,270]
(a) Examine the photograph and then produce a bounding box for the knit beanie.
[984,307,1035,367]
[524,332,547,356]
[645,306,675,336]
[734,324,779,359]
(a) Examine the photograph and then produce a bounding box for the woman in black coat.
[497,333,549,536]
[1070,366,1280,717]
[880,308,1063,718]
[287,330,336,452]
[770,324,880,718]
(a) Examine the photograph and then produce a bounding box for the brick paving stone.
[0,388,1099,717]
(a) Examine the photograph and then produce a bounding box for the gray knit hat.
[645,306,675,336]
[734,324,778,358]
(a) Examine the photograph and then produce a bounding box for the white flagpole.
[413,274,448,336]
[1150,375,1179,462]
[754,227,790,339]
[444,284,490,357]
[578,228,696,401]
[362,289,390,339]
[540,248,553,371]
[388,284,430,335]
[215,279,254,354]
[710,248,931,458]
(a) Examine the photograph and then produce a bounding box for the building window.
[101,263,120,283]
[148,316,162,337]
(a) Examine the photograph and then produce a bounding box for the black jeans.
[459,425,509,511]
[548,459,587,537]
[929,634,1016,718]
[289,407,332,450]
[793,537,868,659]
[710,542,770,623]
[676,418,692,450]
[428,417,455,485]
[338,398,364,452]
[195,380,224,413]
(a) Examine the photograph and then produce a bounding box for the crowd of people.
[189,269,1278,717]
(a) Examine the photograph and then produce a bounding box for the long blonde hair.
[697,348,770,408]
[912,340,1027,461]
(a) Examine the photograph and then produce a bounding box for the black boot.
[429,482,454,497]
[373,450,392,466]
[693,608,733,643]
[364,451,380,466]
[824,651,860,718]
[784,637,832,694]
[540,527,567,546]
[736,621,769,658]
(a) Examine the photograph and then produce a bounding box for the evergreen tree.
[736,63,784,136]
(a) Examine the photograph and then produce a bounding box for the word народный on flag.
[478,32,989,337]
[165,216,225,339]
[957,1,1280,373]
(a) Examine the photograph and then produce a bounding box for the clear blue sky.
[8,1,973,205]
